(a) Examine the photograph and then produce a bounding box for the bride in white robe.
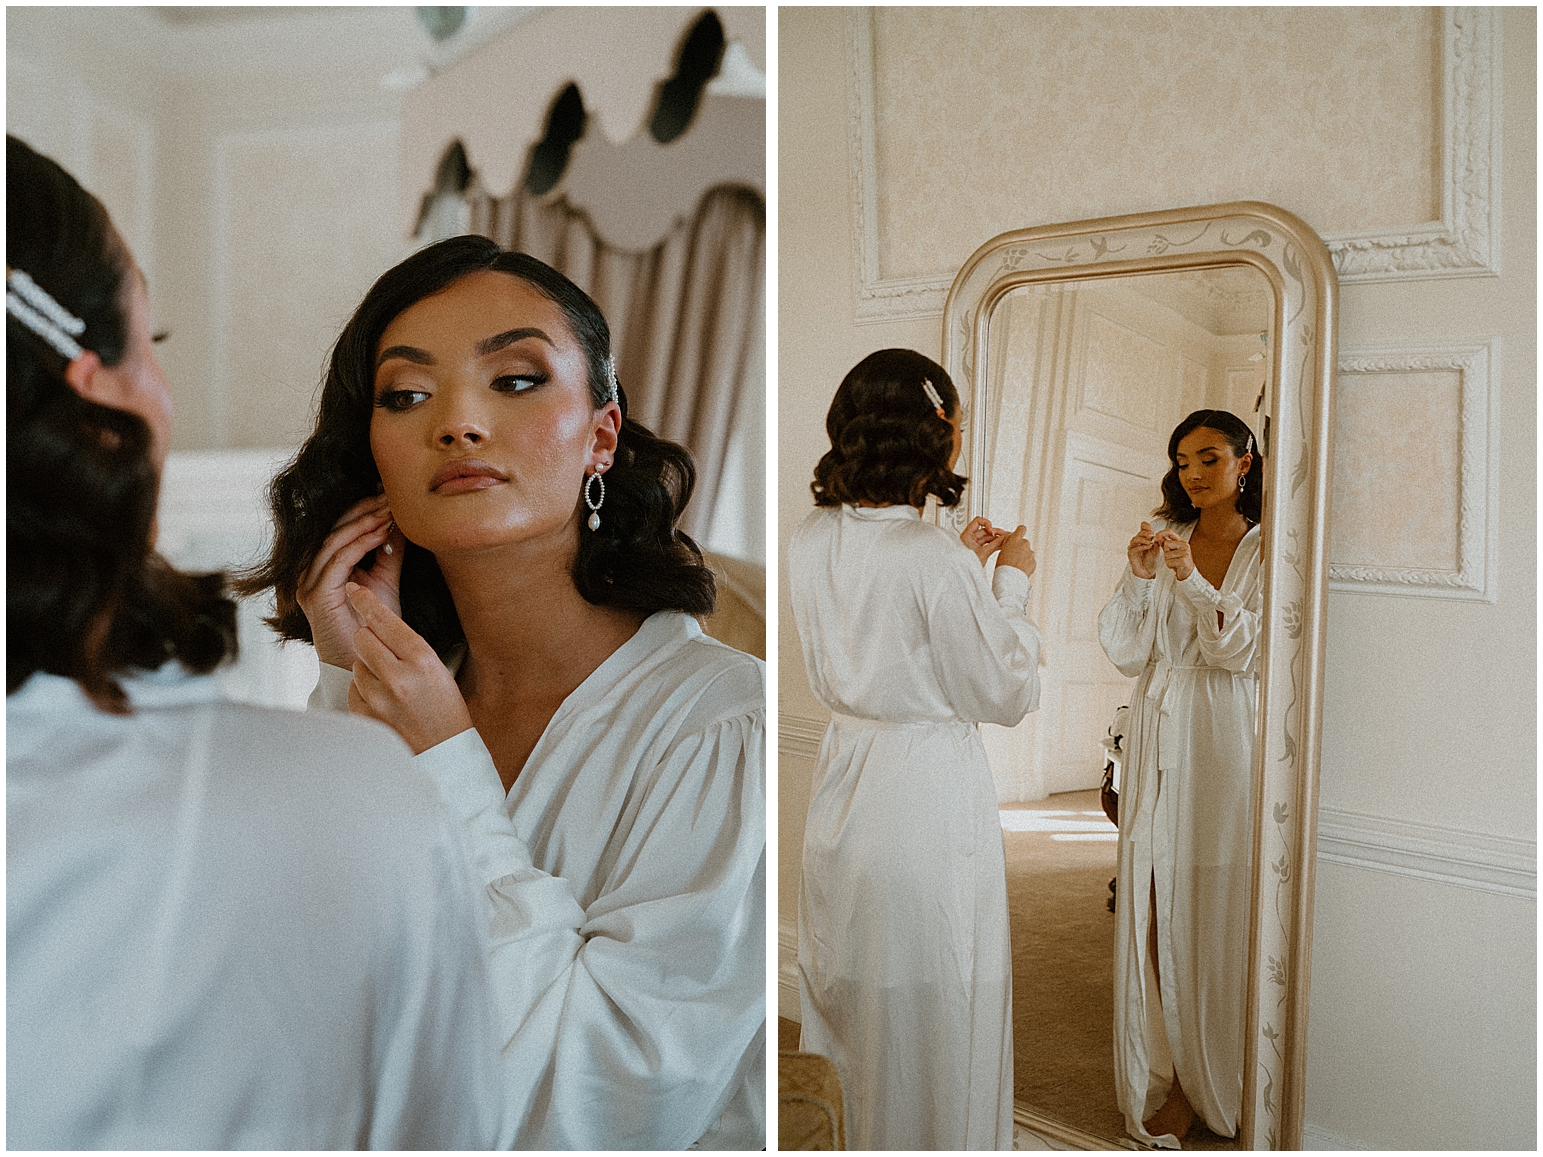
[1097,411,1261,1148]
[245,239,764,1149]
[788,349,1042,1151]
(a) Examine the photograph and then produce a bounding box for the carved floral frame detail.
[941,203,1336,1150]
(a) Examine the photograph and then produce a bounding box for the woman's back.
[7,666,504,1150]
[788,504,1037,727]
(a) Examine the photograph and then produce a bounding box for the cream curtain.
[465,183,765,547]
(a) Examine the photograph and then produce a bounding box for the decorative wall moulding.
[845,7,1500,324]
[1329,339,1499,603]
[777,917,800,1016]
[1316,805,1535,900]
[778,712,828,761]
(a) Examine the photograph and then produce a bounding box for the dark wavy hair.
[1154,408,1263,525]
[811,348,967,509]
[7,135,237,712]
[237,235,714,657]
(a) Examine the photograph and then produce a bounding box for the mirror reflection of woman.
[789,349,1042,1150]
[240,239,765,1149]
[1098,410,1262,1147]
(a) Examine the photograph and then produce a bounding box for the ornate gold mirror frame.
[941,202,1336,1150]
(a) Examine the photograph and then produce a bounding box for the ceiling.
[1125,267,1273,337]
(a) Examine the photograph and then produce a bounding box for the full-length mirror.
[941,204,1336,1150]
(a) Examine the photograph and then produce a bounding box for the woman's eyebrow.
[377,345,434,369]
[376,328,553,369]
[477,326,554,356]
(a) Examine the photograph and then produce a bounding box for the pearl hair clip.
[920,377,946,420]
[6,268,85,360]
[605,355,620,405]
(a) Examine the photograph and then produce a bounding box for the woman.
[788,349,1041,1150]
[6,136,504,1148]
[239,236,765,1149]
[1098,409,1262,1147]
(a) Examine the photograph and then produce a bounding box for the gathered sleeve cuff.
[1097,569,1157,677]
[308,661,353,712]
[1172,567,1260,675]
[991,562,1033,615]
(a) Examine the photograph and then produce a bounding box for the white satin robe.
[8,665,505,1149]
[1097,522,1261,1147]
[312,609,765,1150]
[788,504,1042,1151]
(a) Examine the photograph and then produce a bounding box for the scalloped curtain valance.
[399,6,765,235]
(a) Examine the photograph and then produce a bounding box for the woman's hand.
[1128,522,1161,579]
[1154,529,1195,581]
[345,583,474,755]
[996,525,1036,579]
[296,494,406,669]
[960,516,1008,564]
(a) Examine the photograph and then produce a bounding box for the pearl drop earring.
[584,469,606,531]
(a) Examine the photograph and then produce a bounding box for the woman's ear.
[62,349,109,402]
[590,401,622,468]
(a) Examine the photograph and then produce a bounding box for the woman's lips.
[431,459,508,493]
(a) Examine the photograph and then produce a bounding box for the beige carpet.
[1005,790,1238,1150]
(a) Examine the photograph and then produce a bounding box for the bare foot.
[1144,1078,1197,1141]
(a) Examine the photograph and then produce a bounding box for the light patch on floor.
[1000,809,1118,840]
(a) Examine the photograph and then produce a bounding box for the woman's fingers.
[346,582,430,663]
[998,525,1036,576]
[298,498,391,597]
[961,516,1004,562]
[345,583,473,755]
[294,497,398,669]
[352,520,406,617]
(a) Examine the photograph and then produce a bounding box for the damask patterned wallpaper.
[869,6,1439,282]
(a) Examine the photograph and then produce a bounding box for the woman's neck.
[1193,504,1251,541]
[436,538,646,706]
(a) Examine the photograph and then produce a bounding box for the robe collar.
[8,662,226,718]
[842,503,922,522]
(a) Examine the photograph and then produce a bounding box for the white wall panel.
[212,122,404,448]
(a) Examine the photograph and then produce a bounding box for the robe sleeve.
[412,707,766,1151]
[921,550,1042,727]
[1172,562,1262,675]
[1098,568,1158,677]
[308,660,353,712]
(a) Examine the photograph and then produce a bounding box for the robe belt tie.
[1142,658,1211,711]
[827,712,973,734]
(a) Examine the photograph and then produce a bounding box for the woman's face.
[88,262,173,471]
[368,270,619,557]
[1174,425,1251,512]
